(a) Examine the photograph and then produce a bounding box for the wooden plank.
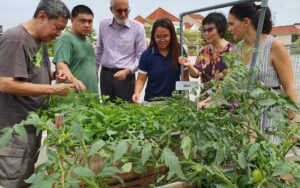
[109,167,169,188]
[285,147,300,161]
[156,182,196,188]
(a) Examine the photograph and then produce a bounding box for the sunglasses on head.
[202,27,214,33]
[115,8,130,14]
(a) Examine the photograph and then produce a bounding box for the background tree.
[182,29,203,56]
[144,19,154,39]
[291,38,300,54]
[47,26,97,57]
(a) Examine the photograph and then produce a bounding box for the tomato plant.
[1,54,300,187]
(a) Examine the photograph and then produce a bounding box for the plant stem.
[81,177,99,188]
[58,153,65,188]
[80,139,90,168]
[180,161,238,188]
[215,172,238,188]
[247,111,269,142]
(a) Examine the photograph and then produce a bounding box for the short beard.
[114,16,128,26]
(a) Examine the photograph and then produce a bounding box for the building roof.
[271,25,300,35]
[134,15,146,24]
[294,23,300,29]
[188,13,204,21]
[146,7,179,22]
[184,23,193,29]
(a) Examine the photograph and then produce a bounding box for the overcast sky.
[0,0,299,33]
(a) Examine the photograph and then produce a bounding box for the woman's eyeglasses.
[202,27,215,33]
[154,35,170,41]
[115,8,130,14]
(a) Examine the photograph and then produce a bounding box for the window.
[291,35,299,43]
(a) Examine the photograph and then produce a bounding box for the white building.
[183,14,204,31]
[271,24,300,45]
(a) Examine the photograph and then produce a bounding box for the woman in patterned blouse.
[179,12,235,108]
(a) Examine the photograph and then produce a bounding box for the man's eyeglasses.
[115,8,130,14]
[202,27,215,33]
[154,35,170,41]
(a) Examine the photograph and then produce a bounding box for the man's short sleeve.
[52,37,72,66]
[0,41,28,79]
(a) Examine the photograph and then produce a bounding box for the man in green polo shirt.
[53,5,98,93]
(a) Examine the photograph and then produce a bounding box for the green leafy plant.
[1,54,300,187]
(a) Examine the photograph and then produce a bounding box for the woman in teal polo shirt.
[132,18,188,103]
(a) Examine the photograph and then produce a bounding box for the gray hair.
[33,0,70,20]
[110,0,129,7]
[110,0,115,7]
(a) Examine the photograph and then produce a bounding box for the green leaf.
[0,128,13,149]
[131,140,139,151]
[141,143,152,165]
[98,167,122,177]
[250,88,264,97]
[138,131,145,139]
[66,175,80,187]
[133,165,146,174]
[295,176,300,188]
[216,183,232,188]
[71,123,84,139]
[113,140,128,162]
[121,162,132,173]
[214,145,226,165]
[204,165,214,174]
[282,103,299,113]
[247,143,260,160]
[215,184,232,188]
[190,88,197,96]
[53,104,71,111]
[73,166,94,177]
[181,136,192,160]
[107,130,117,136]
[160,147,185,180]
[237,152,247,169]
[88,140,105,157]
[25,113,42,127]
[271,163,290,177]
[237,174,250,188]
[29,173,60,188]
[258,98,276,106]
[216,96,231,106]
[30,180,54,188]
[25,172,46,184]
[14,123,27,140]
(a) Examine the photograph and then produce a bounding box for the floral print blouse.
[194,42,235,83]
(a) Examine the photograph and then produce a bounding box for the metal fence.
[186,44,300,102]
[288,44,300,102]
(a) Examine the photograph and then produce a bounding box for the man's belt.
[102,66,124,73]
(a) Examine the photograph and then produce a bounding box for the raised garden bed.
[2,62,300,187]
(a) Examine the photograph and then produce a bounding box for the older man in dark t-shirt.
[0,0,74,187]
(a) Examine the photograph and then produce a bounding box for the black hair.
[71,5,94,18]
[149,18,180,68]
[33,0,70,20]
[202,12,227,38]
[229,3,272,34]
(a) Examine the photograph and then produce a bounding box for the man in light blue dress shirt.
[95,0,147,102]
